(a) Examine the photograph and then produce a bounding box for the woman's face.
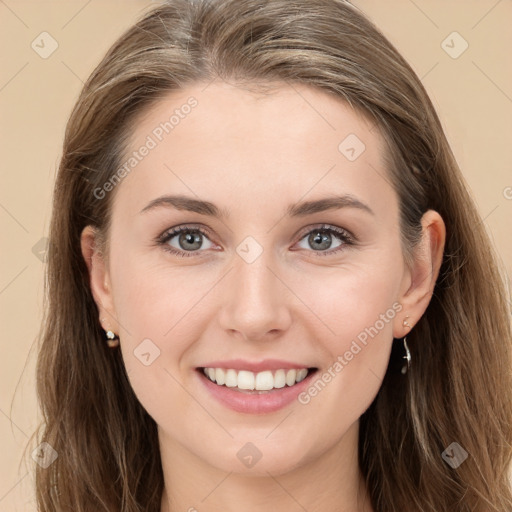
[84,80,429,476]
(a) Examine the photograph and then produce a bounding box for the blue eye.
[157,225,215,257]
[295,225,354,256]
[156,223,355,258]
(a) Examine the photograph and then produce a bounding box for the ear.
[393,209,446,338]
[80,225,118,334]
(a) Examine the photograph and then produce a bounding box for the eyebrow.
[139,193,375,218]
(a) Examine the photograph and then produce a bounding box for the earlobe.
[394,210,446,338]
[80,225,118,333]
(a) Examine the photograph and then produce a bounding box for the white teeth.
[225,369,238,388]
[238,370,255,390]
[202,367,311,391]
[215,368,226,385]
[255,370,274,391]
[285,369,297,386]
[274,369,286,388]
[296,368,308,382]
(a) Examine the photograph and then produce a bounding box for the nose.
[217,250,293,342]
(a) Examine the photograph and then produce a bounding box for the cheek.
[110,249,215,343]
[290,253,402,346]
[108,251,227,414]
[289,255,401,413]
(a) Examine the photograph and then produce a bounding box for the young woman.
[32,0,512,510]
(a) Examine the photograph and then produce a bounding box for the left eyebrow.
[286,194,375,217]
[139,193,375,218]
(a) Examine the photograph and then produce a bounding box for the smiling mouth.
[198,367,318,394]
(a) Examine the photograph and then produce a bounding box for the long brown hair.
[29,0,512,510]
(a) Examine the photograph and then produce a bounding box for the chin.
[189,432,316,477]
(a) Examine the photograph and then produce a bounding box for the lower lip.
[196,369,317,414]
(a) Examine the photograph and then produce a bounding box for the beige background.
[1,1,511,509]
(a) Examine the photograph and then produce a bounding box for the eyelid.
[294,223,355,243]
[156,223,213,241]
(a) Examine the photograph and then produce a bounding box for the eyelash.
[156,223,356,258]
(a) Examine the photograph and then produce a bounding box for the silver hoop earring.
[401,336,411,374]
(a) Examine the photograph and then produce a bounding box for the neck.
[159,421,374,512]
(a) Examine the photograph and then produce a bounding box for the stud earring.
[101,317,119,348]
[403,315,411,330]
[106,330,119,348]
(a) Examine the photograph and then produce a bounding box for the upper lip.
[198,359,313,373]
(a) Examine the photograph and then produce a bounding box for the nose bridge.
[232,233,278,298]
[234,250,277,303]
[218,240,291,339]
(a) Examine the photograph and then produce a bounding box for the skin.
[81,80,445,512]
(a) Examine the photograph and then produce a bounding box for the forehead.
[111,80,396,225]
